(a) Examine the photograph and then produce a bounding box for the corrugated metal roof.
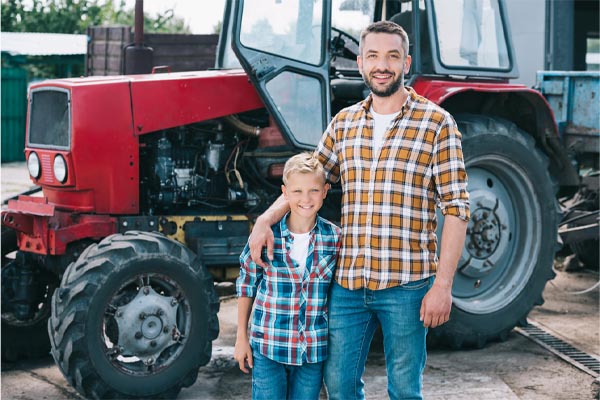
[1,32,87,56]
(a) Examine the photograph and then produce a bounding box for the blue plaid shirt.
[237,213,341,366]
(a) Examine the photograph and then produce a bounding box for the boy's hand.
[234,338,254,373]
[249,218,274,268]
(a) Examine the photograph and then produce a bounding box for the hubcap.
[103,273,190,372]
[114,286,178,364]
[451,157,541,314]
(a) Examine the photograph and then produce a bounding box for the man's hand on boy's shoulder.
[234,337,254,374]
[249,218,275,268]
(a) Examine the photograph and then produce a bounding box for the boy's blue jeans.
[252,348,324,400]
[324,277,433,400]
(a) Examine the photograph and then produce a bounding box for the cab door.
[229,0,332,150]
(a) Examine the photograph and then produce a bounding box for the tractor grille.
[40,153,57,185]
[516,320,600,377]
[28,88,71,150]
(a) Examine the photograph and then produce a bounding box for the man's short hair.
[282,152,326,185]
[359,20,409,58]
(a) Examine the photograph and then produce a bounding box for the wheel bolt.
[171,299,178,307]
[482,212,489,219]
[143,287,150,295]
[163,326,169,333]
[157,309,164,316]
[116,311,123,318]
[150,340,157,347]
[139,312,146,320]
[135,331,143,339]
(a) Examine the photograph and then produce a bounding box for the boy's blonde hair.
[282,152,326,185]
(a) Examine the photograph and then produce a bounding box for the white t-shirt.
[370,106,401,156]
[289,232,310,277]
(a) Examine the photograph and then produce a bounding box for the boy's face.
[282,172,329,220]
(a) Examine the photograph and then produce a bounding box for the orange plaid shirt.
[316,88,470,290]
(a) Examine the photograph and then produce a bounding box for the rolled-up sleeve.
[315,117,340,183]
[236,243,262,298]
[432,115,470,221]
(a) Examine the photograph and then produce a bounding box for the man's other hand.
[420,281,452,328]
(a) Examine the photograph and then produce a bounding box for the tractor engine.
[139,115,287,215]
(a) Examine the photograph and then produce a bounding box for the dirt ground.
[2,267,597,400]
[1,162,599,399]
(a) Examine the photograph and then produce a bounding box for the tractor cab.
[220,0,570,352]
[217,0,518,150]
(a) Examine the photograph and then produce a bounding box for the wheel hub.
[457,190,511,280]
[141,315,163,339]
[114,286,179,364]
[467,207,501,259]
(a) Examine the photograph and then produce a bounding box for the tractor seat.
[331,78,369,103]
[389,10,433,74]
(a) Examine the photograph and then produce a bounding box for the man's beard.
[363,69,403,97]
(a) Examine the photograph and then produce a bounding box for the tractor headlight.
[53,154,67,183]
[27,152,41,179]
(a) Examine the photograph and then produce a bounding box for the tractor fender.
[411,77,580,188]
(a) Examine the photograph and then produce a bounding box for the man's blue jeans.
[324,277,433,400]
[252,348,324,400]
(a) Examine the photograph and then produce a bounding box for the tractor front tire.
[48,231,219,399]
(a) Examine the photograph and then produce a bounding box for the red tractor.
[2,0,593,398]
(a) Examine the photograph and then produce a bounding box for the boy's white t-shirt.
[289,232,311,277]
[370,106,401,156]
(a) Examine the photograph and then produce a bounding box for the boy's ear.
[281,184,287,199]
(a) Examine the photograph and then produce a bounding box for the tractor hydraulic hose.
[222,114,261,137]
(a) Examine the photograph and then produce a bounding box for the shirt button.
[366,218,371,223]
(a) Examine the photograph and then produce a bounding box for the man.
[249,21,470,399]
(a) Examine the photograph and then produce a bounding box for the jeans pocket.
[400,276,431,290]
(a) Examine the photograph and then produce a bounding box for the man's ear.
[404,54,412,74]
[323,183,330,198]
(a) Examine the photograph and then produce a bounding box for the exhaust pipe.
[123,0,154,74]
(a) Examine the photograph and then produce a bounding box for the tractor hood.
[31,69,265,136]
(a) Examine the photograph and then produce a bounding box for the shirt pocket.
[315,254,336,281]
[267,260,299,281]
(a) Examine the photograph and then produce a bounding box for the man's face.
[282,172,329,221]
[358,32,412,97]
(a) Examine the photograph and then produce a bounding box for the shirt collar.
[279,212,320,239]
[360,86,416,118]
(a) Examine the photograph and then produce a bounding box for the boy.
[234,152,341,400]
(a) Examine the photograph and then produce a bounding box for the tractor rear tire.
[48,231,219,399]
[429,114,559,348]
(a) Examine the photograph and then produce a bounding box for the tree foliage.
[1,0,191,34]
